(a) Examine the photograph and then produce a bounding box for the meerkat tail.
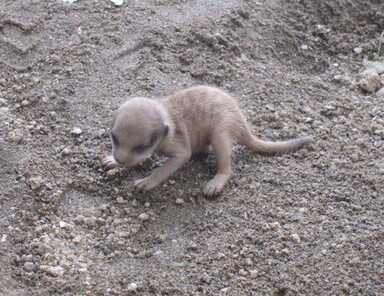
[240,128,313,154]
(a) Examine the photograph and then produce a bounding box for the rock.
[138,213,149,221]
[74,215,85,224]
[73,235,82,244]
[363,60,384,74]
[350,153,359,162]
[100,204,108,211]
[249,270,258,279]
[291,233,301,243]
[29,177,44,190]
[153,250,164,256]
[59,221,73,230]
[127,282,138,292]
[175,198,185,205]
[116,197,126,204]
[377,87,384,97]
[95,128,106,138]
[358,70,381,93]
[70,127,82,136]
[59,259,72,270]
[23,262,34,272]
[110,0,124,5]
[37,243,53,255]
[0,98,7,106]
[144,202,151,208]
[40,265,65,277]
[169,179,176,185]
[269,222,281,229]
[21,254,33,262]
[353,47,363,54]
[188,242,198,251]
[106,169,119,177]
[60,147,72,156]
[333,75,343,82]
[21,100,29,106]
[0,107,9,114]
[238,269,248,276]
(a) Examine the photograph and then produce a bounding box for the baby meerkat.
[103,86,312,195]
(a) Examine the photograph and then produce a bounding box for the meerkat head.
[110,97,170,167]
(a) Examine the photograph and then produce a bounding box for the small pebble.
[333,75,343,82]
[291,233,301,243]
[60,147,72,156]
[23,262,34,272]
[354,47,363,54]
[116,197,126,204]
[138,213,149,221]
[21,100,29,106]
[350,154,359,162]
[59,221,73,230]
[29,177,44,190]
[70,127,82,136]
[40,265,65,277]
[188,242,198,251]
[127,282,138,292]
[100,204,108,211]
[73,235,82,244]
[175,198,185,205]
[249,270,258,279]
[270,222,281,229]
[74,215,85,224]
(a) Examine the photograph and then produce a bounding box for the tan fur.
[103,86,313,195]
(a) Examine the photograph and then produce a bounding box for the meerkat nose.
[114,157,125,165]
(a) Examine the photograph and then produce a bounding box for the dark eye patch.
[111,131,119,146]
[132,132,159,154]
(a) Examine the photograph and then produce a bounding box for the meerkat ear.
[163,125,169,137]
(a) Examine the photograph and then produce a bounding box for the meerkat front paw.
[203,173,231,196]
[134,177,159,191]
[102,155,122,170]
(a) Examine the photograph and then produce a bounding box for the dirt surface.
[1,0,384,295]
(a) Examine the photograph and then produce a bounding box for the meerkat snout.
[103,86,313,195]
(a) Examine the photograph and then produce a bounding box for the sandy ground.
[0,0,383,295]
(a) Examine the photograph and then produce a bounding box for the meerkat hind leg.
[203,133,233,196]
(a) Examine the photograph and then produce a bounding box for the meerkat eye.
[111,131,119,146]
[132,141,151,154]
[132,132,159,154]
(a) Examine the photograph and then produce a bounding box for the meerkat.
[103,86,312,195]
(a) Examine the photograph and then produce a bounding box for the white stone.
[70,127,82,136]
[110,0,124,5]
[353,47,363,54]
[40,265,65,277]
[59,221,73,230]
[60,147,71,156]
[138,213,149,221]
